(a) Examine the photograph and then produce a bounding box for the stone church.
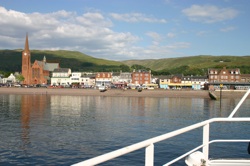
[22,34,59,85]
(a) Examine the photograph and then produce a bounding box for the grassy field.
[122,55,250,71]
[0,49,250,74]
[0,49,123,72]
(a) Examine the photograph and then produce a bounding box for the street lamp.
[220,84,223,110]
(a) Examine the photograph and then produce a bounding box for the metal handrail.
[229,88,250,118]
[72,118,250,166]
[72,89,250,166]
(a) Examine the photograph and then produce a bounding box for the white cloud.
[182,5,238,23]
[146,31,162,45]
[167,32,176,38]
[220,26,236,32]
[110,12,167,23]
[0,6,189,60]
[134,42,191,59]
[196,30,210,36]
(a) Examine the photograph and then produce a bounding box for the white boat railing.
[72,89,250,166]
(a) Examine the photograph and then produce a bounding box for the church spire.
[24,33,29,52]
[43,56,46,63]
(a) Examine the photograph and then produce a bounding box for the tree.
[131,64,150,71]
[119,65,130,72]
[15,74,25,83]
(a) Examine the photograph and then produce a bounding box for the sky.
[0,0,250,61]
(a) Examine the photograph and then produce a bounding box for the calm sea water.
[0,93,249,166]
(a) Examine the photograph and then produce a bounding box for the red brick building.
[131,70,151,85]
[208,67,241,83]
[22,34,59,85]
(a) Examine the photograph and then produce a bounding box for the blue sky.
[0,0,249,60]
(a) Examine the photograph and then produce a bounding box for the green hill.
[0,49,123,72]
[122,55,250,70]
[0,49,250,76]
[122,55,250,75]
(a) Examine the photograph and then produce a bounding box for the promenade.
[0,87,249,99]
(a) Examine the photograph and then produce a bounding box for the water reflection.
[20,95,48,151]
[21,95,31,151]
[0,94,249,166]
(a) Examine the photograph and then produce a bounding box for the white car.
[14,84,21,87]
[99,86,107,92]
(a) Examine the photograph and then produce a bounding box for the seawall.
[0,87,249,99]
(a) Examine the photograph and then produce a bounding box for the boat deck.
[208,159,250,166]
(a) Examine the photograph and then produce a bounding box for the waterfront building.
[51,70,96,87]
[183,76,208,90]
[167,74,183,89]
[51,68,71,86]
[158,75,208,90]
[112,72,120,84]
[111,72,123,88]
[241,74,250,83]
[6,73,16,84]
[119,71,132,84]
[95,72,112,87]
[131,69,151,85]
[111,71,131,88]
[80,73,96,88]
[192,76,208,90]
[158,75,171,89]
[207,67,250,90]
[22,34,59,85]
[208,67,241,83]
[70,72,81,86]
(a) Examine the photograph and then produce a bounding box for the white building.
[70,72,81,85]
[51,68,71,86]
[80,74,96,87]
[112,72,120,83]
[95,72,112,87]
[119,72,132,83]
[6,73,16,84]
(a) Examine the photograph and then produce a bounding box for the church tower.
[22,33,31,85]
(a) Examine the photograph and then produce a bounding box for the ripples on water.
[0,94,249,165]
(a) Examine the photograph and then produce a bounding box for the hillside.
[122,55,250,72]
[1,49,250,75]
[0,49,123,72]
[122,55,250,71]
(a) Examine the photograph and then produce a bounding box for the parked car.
[14,84,21,87]
[64,84,71,88]
[99,86,107,92]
